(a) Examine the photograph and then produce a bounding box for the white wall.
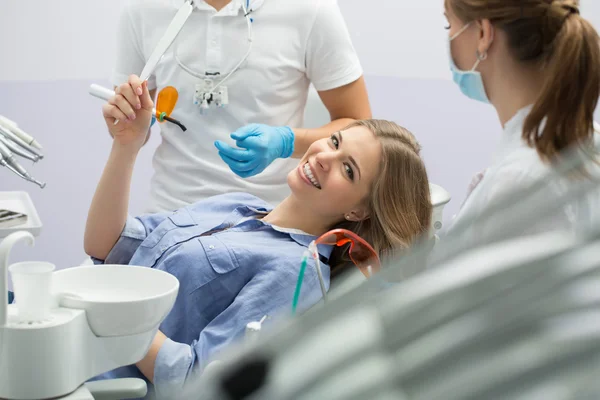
[3,1,599,81]
[1,0,599,270]
[338,0,600,80]
[0,1,122,81]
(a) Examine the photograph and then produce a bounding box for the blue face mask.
[448,22,491,104]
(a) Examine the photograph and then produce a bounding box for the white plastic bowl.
[52,265,179,337]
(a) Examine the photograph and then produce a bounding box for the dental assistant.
[443,0,600,243]
[109,0,371,212]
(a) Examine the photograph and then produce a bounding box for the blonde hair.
[447,0,600,163]
[329,119,432,274]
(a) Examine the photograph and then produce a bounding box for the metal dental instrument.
[0,125,43,160]
[0,153,46,189]
[0,142,45,188]
[109,0,195,125]
[0,135,39,162]
[0,115,43,150]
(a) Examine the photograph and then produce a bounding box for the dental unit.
[0,231,179,400]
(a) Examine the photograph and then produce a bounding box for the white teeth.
[304,163,321,189]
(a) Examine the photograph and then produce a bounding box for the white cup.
[9,261,55,322]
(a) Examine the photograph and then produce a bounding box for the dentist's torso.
[113,0,362,212]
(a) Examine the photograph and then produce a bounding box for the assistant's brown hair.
[448,0,600,162]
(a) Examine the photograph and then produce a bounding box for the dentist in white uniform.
[443,0,600,244]
[109,0,371,213]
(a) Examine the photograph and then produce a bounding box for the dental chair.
[194,146,600,400]
[429,183,451,239]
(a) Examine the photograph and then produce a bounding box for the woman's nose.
[314,151,336,171]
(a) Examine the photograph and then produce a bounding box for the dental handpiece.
[0,142,45,188]
[0,125,43,160]
[0,157,46,189]
[0,135,40,162]
[0,115,43,150]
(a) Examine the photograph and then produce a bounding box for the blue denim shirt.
[91,192,332,398]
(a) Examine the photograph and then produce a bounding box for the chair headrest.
[430,183,451,208]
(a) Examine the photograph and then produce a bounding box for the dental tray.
[0,191,42,238]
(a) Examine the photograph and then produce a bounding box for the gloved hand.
[214,123,295,178]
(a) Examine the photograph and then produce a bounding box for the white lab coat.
[447,105,600,247]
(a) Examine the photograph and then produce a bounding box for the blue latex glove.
[214,123,295,178]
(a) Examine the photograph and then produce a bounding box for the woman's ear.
[345,208,370,222]
[477,19,495,56]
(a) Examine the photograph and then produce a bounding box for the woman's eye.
[331,135,339,149]
[345,164,354,181]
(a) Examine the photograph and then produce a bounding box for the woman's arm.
[84,76,154,259]
[136,330,168,383]
[83,142,140,259]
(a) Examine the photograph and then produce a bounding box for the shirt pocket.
[139,208,197,250]
[198,236,240,274]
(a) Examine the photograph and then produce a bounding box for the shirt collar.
[492,104,534,164]
[172,0,254,15]
[236,205,334,261]
[265,223,334,261]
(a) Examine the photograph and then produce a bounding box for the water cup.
[9,261,55,322]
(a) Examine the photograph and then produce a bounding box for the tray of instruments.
[0,191,42,238]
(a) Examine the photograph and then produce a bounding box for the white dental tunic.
[112,0,363,212]
[448,105,600,246]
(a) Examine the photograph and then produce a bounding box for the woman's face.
[287,125,382,222]
[445,2,481,71]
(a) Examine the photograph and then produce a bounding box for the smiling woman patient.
[84,75,432,398]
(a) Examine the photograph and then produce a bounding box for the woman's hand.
[103,74,154,150]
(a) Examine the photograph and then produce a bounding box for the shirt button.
[209,245,215,250]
